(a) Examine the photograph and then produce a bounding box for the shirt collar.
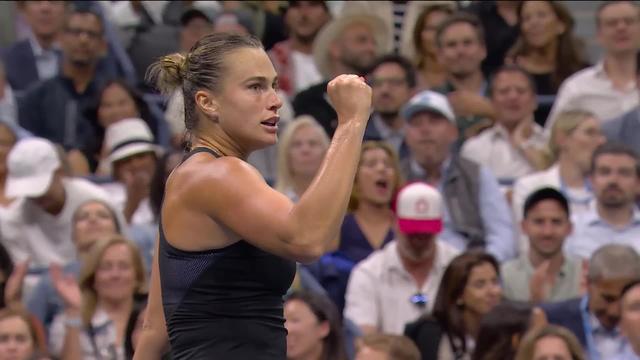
[593,60,607,78]
[372,113,403,138]
[521,255,572,278]
[409,156,452,184]
[589,310,620,337]
[28,33,59,57]
[584,202,640,227]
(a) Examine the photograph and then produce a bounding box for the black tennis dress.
[159,147,296,359]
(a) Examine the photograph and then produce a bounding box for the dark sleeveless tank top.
[158,147,296,359]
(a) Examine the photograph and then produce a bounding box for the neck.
[290,36,313,54]
[526,40,558,69]
[356,200,393,221]
[62,60,97,94]
[292,175,315,198]
[293,344,324,360]
[528,247,565,271]
[463,310,481,339]
[603,52,636,86]
[398,245,435,287]
[378,112,403,130]
[596,202,634,228]
[558,155,588,188]
[422,53,445,72]
[35,33,57,50]
[499,119,525,135]
[449,70,484,92]
[192,131,248,159]
[418,160,444,185]
[98,296,134,316]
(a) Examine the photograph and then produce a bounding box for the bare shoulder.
[166,154,267,208]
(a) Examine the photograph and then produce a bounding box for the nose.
[268,89,283,112]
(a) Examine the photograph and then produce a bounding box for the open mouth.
[261,116,279,127]
[375,180,389,190]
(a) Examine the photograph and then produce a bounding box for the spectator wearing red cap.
[344,182,459,335]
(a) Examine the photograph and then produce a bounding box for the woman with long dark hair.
[507,1,589,125]
[284,291,347,360]
[405,251,503,360]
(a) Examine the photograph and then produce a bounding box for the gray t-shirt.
[501,255,583,302]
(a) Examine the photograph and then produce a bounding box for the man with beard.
[400,90,515,262]
[18,7,115,154]
[363,54,415,159]
[433,13,495,140]
[502,188,584,304]
[543,244,640,360]
[293,13,392,137]
[269,1,331,98]
[565,143,640,259]
[344,183,459,335]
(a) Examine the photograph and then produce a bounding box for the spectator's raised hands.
[50,264,81,311]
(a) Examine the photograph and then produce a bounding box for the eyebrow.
[244,76,279,85]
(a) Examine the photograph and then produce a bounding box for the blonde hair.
[547,110,597,163]
[274,116,329,194]
[78,235,147,325]
[515,325,585,360]
[348,141,403,211]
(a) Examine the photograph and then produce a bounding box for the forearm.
[289,121,367,259]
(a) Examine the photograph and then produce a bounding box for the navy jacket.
[541,297,587,347]
[2,40,54,93]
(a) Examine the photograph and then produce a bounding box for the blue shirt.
[565,203,640,259]
[611,343,640,360]
[410,158,516,261]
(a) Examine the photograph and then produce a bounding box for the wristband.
[64,316,83,328]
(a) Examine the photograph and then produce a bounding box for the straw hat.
[312,14,392,79]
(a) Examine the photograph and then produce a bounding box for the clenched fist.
[327,74,372,126]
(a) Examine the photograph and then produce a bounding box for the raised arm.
[185,75,372,263]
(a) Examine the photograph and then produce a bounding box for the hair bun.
[146,52,187,95]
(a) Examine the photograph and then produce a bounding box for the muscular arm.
[186,76,371,263]
[133,239,169,359]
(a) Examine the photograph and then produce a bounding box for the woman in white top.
[512,110,606,222]
[49,235,147,360]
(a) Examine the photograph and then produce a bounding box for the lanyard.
[580,296,599,360]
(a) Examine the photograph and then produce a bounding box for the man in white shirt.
[344,182,459,335]
[546,1,640,128]
[461,65,547,185]
[565,143,640,259]
[1,137,121,268]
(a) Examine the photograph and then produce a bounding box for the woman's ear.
[195,90,220,121]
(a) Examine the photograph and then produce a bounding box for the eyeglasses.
[65,27,102,40]
[410,293,428,308]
